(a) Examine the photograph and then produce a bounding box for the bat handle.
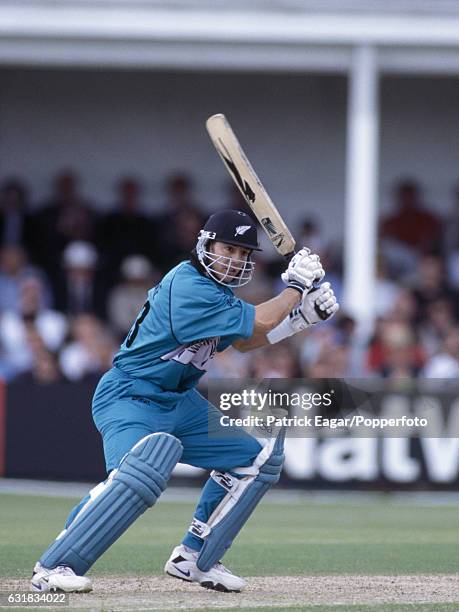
[284,251,328,321]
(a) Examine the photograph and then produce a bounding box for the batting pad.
[40,432,183,575]
[195,427,285,572]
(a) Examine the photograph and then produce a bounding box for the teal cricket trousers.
[68,367,262,553]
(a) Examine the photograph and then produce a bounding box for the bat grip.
[284,252,328,321]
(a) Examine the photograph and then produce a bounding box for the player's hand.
[281,247,325,293]
[267,281,339,344]
[290,282,339,330]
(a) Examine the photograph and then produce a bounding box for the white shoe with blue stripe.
[164,544,246,592]
[31,562,92,593]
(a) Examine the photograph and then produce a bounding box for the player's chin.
[229,268,242,278]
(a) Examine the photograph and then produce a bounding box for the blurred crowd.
[0,169,458,384]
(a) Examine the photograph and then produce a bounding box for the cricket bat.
[206,113,296,261]
[206,114,327,320]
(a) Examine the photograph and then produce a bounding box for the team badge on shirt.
[161,337,220,371]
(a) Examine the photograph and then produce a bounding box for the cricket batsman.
[31,209,338,593]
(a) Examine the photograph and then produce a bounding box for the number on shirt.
[126,300,151,348]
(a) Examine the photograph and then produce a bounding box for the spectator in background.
[295,217,344,304]
[53,241,106,318]
[163,208,203,268]
[250,343,301,378]
[0,178,35,255]
[222,181,257,219]
[206,346,249,379]
[368,320,425,379]
[445,182,459,289]
[162,172,204,217]
[15,328,63,385]
[299,317,353,378]
[107,255,158,339]
[445,182,459,247]
[422,326,459,378]
[411,254,458,324]
[154,173,205,270]
[97,177,154,282]
[418,297,456,357]
[299,325,337,372]
[366,316,387,374]
[298,217,327,259]
[59,314,116,381]
[307,344,350,378]
[32,170,96,278]
[0,276,67,379]
[374,256,399,317]
[380,179,442,278]
[386,287,418,326]
[0,245,52,313]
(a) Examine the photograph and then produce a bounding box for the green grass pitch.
[1,492,459,577]
[1,491,459,611]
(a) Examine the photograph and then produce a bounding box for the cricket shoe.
[164,544,246,592]
[31,562,92,593]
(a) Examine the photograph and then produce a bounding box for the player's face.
[209,241,251,280]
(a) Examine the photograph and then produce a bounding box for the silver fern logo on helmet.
[196,230,255,288]
[234,225,251,237]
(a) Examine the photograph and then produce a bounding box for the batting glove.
[297,282,339,325]
[267,282,339,344]
[281,248,325,294]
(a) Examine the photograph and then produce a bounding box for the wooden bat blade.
[206,113,296,259]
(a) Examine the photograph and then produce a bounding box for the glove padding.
[281,248,325,293]
[292,282,339,329]
[267,282,339,344]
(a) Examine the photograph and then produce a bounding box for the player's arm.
[233,248,330,352]
[233,288,304,352]
[234,282,339,352]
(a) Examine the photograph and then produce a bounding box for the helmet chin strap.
[196,236,254,288]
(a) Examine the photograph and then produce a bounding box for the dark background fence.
[4,377,105,481]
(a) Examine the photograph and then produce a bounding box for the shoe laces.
[180,546,199,560]
[54,566,76,576]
